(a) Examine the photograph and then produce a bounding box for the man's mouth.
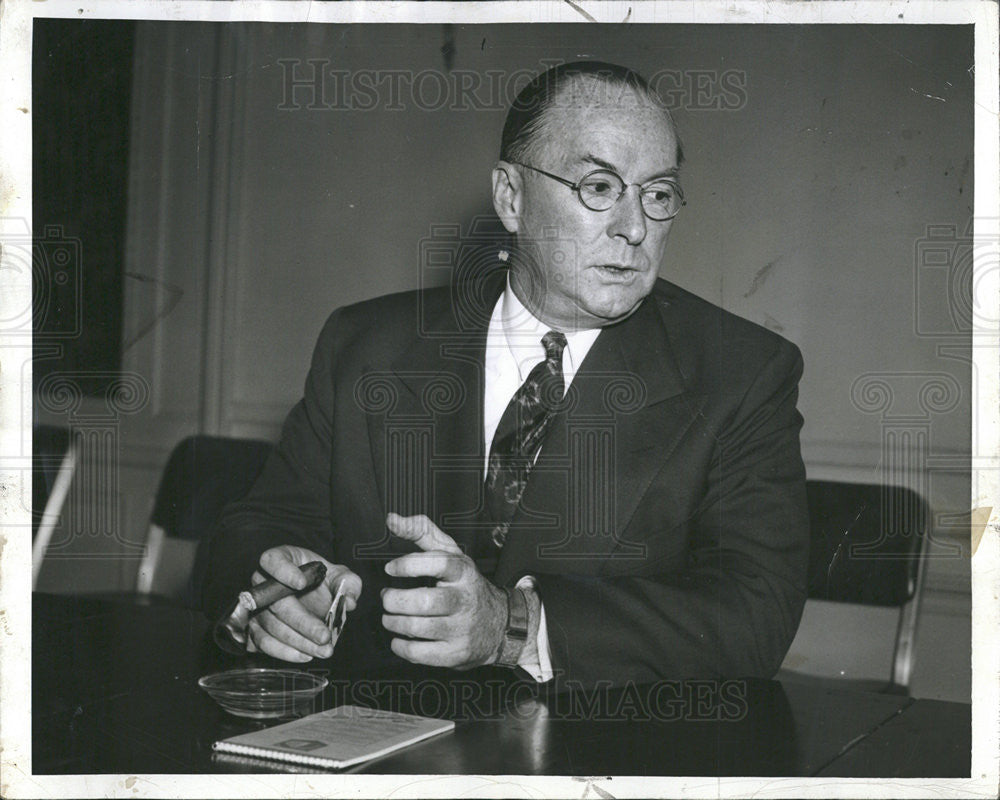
[593,264,638,278]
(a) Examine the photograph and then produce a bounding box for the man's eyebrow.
[580,153,620,173]
[579,153,680,181]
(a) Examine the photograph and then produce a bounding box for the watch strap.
[495,587,529,667]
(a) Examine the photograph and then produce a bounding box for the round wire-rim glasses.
[513,162,686,221]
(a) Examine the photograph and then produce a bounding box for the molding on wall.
[802,438,970,473]
[200,30,247,436]
[229,399,296,420]
[120,24,207,454]
[146,32,176,424]
[920,585,972,617]
[923,570,972,598]
[222,30,263,422]
[224,420,283,443]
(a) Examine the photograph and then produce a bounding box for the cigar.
[213,561,327,656]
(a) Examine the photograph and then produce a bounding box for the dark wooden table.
[32,593,970,776]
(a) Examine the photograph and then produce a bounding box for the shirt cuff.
[514,575,554,683]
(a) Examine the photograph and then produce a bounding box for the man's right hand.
[246,545,362,662]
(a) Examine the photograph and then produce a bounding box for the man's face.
[494,85,681,331]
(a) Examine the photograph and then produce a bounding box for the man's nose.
[606,185,647,246]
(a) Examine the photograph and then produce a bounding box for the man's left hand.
[382,512,507,670]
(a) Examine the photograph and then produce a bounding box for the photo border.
[1,1,996,798]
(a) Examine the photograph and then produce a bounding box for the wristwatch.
[495,587,529,667]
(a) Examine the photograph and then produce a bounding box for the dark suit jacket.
[200,270,809,687]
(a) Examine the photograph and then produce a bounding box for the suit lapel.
[365,271,505,556]
[495,293,699,582]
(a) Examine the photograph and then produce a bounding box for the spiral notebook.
[212,705,455,770]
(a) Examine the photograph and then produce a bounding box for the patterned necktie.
[484,330,568,549]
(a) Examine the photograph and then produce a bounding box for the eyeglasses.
[513,162,686,221]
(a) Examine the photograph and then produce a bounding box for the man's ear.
[491,161,522,234]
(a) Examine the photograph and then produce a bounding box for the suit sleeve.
[197,311,342,621]
[535,340,809,686]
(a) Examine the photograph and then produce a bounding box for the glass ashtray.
[198,668,328,719]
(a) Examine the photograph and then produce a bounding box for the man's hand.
[382,513,507,670]
[246,545,362,663]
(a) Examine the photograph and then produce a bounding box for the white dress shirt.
[482,276,602,681]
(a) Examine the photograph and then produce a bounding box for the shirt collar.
[499,275,602,383]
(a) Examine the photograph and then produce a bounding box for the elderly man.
[200,61,809,688]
